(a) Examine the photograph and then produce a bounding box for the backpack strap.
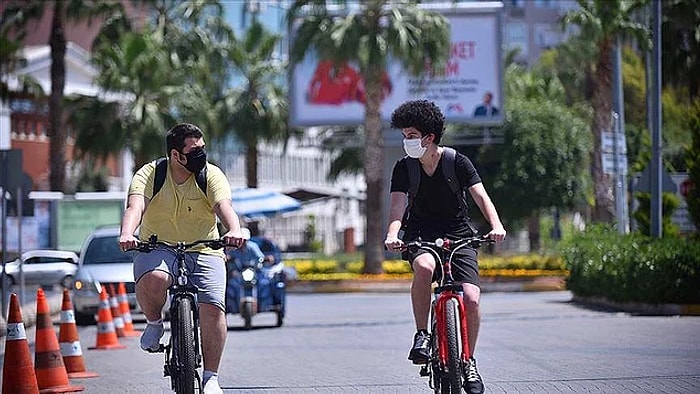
[151,157,208,198]
[196,164,208,196]
[153,157,168,197]
[441,147,478,235]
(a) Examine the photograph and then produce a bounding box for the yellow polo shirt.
[128,160,231,256]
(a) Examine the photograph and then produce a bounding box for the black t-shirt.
[390,149,481,240]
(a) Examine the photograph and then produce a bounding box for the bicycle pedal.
[419,365,430,377]
[146,344,165,353]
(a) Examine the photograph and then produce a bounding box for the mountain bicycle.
[403,236,494,394]
[130,234,228,394]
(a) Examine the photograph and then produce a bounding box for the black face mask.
[182,148,207,173]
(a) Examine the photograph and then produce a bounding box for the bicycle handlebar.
[403,235,495,253]
[126,234,229,253]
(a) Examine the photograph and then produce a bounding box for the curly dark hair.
[165,123,203,155]
[390,99,445,144]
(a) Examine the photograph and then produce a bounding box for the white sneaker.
[139,322,164,352]
[202,377,223,394]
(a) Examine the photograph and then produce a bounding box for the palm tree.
[288,0,450,274]
[73,0,232,168]
[562,0,649,222]
[1,0,126,192]
[225,19,291,189]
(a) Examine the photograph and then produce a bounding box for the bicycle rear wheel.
[441,297,463,394]
[173,297,197,394]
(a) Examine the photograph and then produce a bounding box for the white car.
[72,226,139,325]
[3,250,79,288]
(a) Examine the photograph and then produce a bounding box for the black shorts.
[404,246,480,287]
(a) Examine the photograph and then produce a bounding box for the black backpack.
[404,147,476,234]
[152,157,208,197]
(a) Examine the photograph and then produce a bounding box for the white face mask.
[403,137,427,158]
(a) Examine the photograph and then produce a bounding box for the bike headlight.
[241,268,255,282]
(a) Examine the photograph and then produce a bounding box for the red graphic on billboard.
[307,60,392,105]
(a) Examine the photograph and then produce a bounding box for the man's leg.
[135,270,170,351]
[462,282,484,394]
[408,254,435,364]
[199,303,227,372]
[136,271,170,321]
[462,283,481,355]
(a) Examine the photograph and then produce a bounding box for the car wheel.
[61,275,74,289]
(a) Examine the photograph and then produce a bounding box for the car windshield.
[83,236,132,265]
[25,257,75,265]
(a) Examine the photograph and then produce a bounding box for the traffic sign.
[602,153,628,175]
[601,132,627,154]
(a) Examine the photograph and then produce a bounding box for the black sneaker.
[463,357,484,394]
[407,331,430,364]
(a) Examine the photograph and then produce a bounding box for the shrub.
[562,225,700,304]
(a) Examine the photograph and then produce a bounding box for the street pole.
[1,150,7,316]
[651,0,663,237]
[612,37,629,234]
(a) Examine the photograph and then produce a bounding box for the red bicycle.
[403,236,494,394]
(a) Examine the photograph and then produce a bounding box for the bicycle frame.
[422,240,472,367]
[407,236,493,393]
[164,249,203,389]
[133,235,226,394]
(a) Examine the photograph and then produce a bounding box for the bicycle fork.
[434,290,470,367]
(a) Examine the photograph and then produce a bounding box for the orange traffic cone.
[107,285,126,338]
[33,288,84,393]
[117,282,140,337]
[58,289,99,378]
[88,287,126,350]
[2,293,39,394]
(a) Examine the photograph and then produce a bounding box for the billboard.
[289,2,504,127]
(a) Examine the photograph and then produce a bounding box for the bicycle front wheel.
[442,297,463,394]
[173,297,197,394]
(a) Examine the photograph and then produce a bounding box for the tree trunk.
[245,143,258,189]
[49,4,67,191]
[590,39,615,223]
[527,210,540,252]
[362,64,385,275]
[244,143,259,234]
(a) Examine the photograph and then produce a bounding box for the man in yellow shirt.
[119,123,244,394]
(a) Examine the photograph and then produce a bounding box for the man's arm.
[384,192,408,250]
[214,199,244,247]
[468,182,506,242]
[118,194,146,250]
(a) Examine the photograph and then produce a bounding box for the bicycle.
[130,234,228,394]
[402,235,494,394]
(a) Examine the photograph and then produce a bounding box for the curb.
[572,295,700,316]
[0,290,64,338]
[287,275,567,294]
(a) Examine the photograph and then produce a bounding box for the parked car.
[2,250,79,288]
[72,226,138,325]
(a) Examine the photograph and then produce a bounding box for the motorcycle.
[225,253,286,329]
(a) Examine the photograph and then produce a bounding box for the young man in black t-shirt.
[384,99,506,394]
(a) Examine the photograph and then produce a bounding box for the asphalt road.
[3,291,700,393]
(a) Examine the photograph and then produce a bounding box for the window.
[506,22,529,57]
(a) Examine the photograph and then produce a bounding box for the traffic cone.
[33,288,84,393]
[117,282,140,337]
[88,287,126,350]
[58,289,99,378]
[2,293,39,394]
[107,284,126,338]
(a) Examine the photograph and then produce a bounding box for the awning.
[231,188,302,220]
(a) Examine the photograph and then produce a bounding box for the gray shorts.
[133,249,226,312]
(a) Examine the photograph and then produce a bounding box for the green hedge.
[562,226,700,304]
